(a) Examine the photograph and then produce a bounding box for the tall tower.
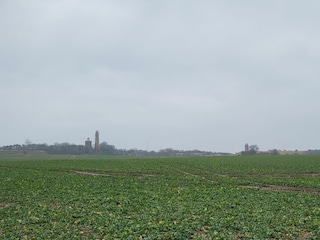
[95,131,100,150]
[245,143,249,152]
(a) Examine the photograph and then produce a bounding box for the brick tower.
[85,138,92,149]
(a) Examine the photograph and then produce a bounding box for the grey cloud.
[1,1,320,152]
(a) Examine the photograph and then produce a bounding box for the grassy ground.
[1,153,320,239]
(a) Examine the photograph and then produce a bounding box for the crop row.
[1,155,320,239]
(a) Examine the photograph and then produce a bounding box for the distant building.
[245,143,249,152]
[85,138,92,149]
[95,131,100,150]
[278,150,305,155]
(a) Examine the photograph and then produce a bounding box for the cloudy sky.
[1,1,319,153]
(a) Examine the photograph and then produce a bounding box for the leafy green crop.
[0,154,319,239]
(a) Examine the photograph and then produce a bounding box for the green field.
[1,154,320,239]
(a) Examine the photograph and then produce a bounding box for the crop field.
[1,154,320,239]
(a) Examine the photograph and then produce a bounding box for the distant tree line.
[0,142,231,156]
[0,142,119,155]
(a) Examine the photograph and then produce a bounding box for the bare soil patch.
[242,185,320,194]
[191,225,212,239]
[0,202,14,209]
[300,231,314,239]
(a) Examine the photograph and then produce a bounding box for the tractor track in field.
[175,162,236,178]
[71,170,111,177]
[242,185,320,194]
[70,170,159,178]
[162,164,320,195]
[242,173,320,178]
[162,164,217,183]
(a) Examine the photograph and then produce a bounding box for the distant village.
[239,143,317,155]
[1,132,319,156]
[0,131,231,156]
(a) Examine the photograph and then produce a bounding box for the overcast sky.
[1,1,319,153]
